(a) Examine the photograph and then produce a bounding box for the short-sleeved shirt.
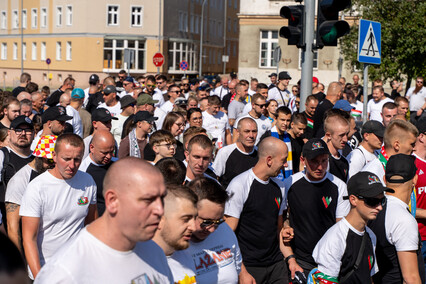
[235,114,272,145]
[367,97,394,123]
[268,87,293,107]
[228,100,246,120]
[406,86,426,111]
[347,146,378,179]
[5,164,39,205]
[415,154,426,240]
[328,153,349,182]
[202,111,230,146]
[66,105,82,138]
[97,101,121,117]
[225,169,286,267]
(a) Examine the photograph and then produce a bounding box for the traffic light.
[279,5,305,48]
[316,0,351,49]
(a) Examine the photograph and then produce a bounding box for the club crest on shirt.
[368,255,374,270]
[312,142,323,150]
[77,196,89,206]
[322,196,332,208]
[368,175,380,185]
[275,197,281,209]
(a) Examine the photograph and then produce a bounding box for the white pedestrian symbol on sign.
[360,23,380,58]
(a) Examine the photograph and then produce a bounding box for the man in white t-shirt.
[367,86,393,123]
[213,76,230,100]
[66,88,84,137]
[161,84,182,114]
[35,158,174,283]
[20,134,98,279]
[153,185,198,283]
[97,85,121,117]
[406,76,426,114]
[202,95,232,147]
[268,71,294,107]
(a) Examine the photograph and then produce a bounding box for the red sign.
[153,53,164,67]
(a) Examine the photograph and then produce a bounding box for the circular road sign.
[46,58,51,65]
[153,53,164,67]
[180,61,188,71]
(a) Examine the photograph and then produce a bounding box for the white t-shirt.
[235,114,272,145]
[160,100,174,114]
[181,223,242,284]
[83,135,92,160]
[268,87,293,107]
[346,145,378,179]
[111,113,128,147]
[367,97,393,123]
[5,164,35,205]
[241,102,252,116]
[66,105,83,138]
[19,171,97,271]
[97,101,121,117]
[154,107,166,131]
[153,89,165,108]
[248,88,256,97]
[35,228,174,284]
[213,86,229,100]
[167,251,197,284]
[202,111,230,146]
[406,86,426,111]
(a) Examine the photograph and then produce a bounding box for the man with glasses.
[6,135,57,253]
[46,77,75,107]
[312,171,385,283]
[0,116,35,227]
[161,84,182,114]
[181,77,191,98]
[155,74,168,95]
[120,77,135,98]
[98,85,121,117]
[111,95,136,147]
[115,70,126,88]
[145,75,164,108]
[369,154,425,283]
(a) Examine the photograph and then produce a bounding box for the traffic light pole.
[299,0,315,113]
[362,64,369,122]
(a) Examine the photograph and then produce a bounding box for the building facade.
[0,0,239,89]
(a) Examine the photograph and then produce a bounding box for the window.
[12,10,18,29]
[234,0,238,9]
[66,5,72,26]
[103,39,146,71]
[13,43,17,60]
[31,9,37,28]
[131,6,142,27]
[233,19,237,33]
[178,12,188,32]
[168,41,197,73]
[41,8,47,28]
[23,42,26,60]
[22,10,27,29]
[190,14,194,33]
[1,43,7,60]
[218,21,222,37]
[56,6,62,26]
[56,41,61,60]
[66,41,72,60]
[107,5,119,26]
[227,18,231,32]
[32,42,37,60]
[259,31,279,68]
[195,15,199,34]
[41,42,46,60]
[233,43,236,56]
[1,11,6,30]
[299,49,318,69]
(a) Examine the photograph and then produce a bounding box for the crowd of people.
[0,70,425,284]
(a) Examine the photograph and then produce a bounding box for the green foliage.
[339,0,426,86]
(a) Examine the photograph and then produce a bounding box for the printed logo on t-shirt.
[322,196,332,208]
[174,274,196,284]
[77,196,89,206]
[420,169,424,175]
[131,273,162,284]
[275,197,281,209]
[368,175,380,185]
[368,255,374,270]
[193,246,234,276]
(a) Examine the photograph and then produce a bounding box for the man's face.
[94,120,112,131]
[123,81,133,93]
[416,78,424,88]
[118,73,126,82]
[292,87,299,96]
[381,107,397,127]
[221,79,228,88]
[258,88,268,99]
[52,144,83,179]
[182,80,190,92]
[372,88,384,102]
[303,154,329,181]
[280,78,290,88]
[355,193,384,220]
[353,75,359,85]
[33,95,45,111]
[5,103,21,121]
[397,101,409,116]
[20,105,32,117]
[146,80,156,94]
[196,90,207,100]
[237,121,257,148]
[156,79,167,91]
[305,100,318,116]
[185,144,212,177]
[9,124,34,148]
[189,112,203,127]
[328,123,350,150]
[270,76,277,84]
[65,80,75,89]
[207,104,220,116]
[366,133,383,150]
[252,98,266,116]
[250,81,258,91]
[237,86,249,100]
[138,78,146,87]
[398,133,417,155]
[160,197,197,251]
[103,92,116,106]
[90,140,115,165]
[270,150,288,177]
[192,199,224,241]
[276,113,291,132]
[49,120,66,136]
[169,87,181,100]
[291,122,306,138]
[153,141,176,158]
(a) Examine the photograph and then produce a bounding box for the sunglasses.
[357,195,386,207]
[199,218,225,229]
[182,83,190,86]
[14,128,34,134]
[255,103,266,108]
[146,84,156,88]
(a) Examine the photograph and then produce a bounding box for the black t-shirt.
[221,93,233,111]
[342,130,362,157]
[46,89,65,107]
[329,154,349,182]
[12,86,26,97]
[290,136,304,173]
[86,162,113,216]
[0,122,8,129]
[85,92,104,114]
[390,89,401,100]
[313,91,326,102]
[313,99,334,138]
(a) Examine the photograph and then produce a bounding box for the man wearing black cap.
[120,77,135,98]
[84,74,100,107]
[98,85,121,117]
[347,120,385,179]
[312,171,387,283]
[268,71,293,107]
[46,77,75,107]
[83,108,118,159]
[282,138,350,278]
[111,95,136,146]
[119,111,157,159]
[369,154,425,284]
[0,115,35,226]
[268,73,278,89]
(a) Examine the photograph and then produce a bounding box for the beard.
[34,157,50,174]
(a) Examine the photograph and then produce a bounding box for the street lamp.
[199,0,207,77]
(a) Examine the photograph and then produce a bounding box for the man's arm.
[84,204,98,226]
[229,118,236,127]
[239,263,256,284]
[225,129,232,146]
[397,251,422,284]
[22,216,41,278]
[415,208,426,220]
[224,215,239,231]
[6,202,22,253]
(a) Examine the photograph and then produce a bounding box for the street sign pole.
[363,64,369,123]
[273,46,281,76]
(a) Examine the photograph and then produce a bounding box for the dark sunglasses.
[357,195,386,207]
[146,84,156,88]
[200,218,225,229]
[255,103,266,108]
[182,83,190,86]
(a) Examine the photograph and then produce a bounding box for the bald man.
[225,137,289,283]
[79,130,117,216]
[17,91,32,102]
[35,158,174,283]
[313,82,342,138]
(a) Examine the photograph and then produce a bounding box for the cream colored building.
[0,0,239,89]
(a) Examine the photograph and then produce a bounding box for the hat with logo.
[89,74,99,84]
[120,95,136,109]
[124,76,134,83]
[71,88,85,99]
[33,135,57,159]
[133,111,158,123]
[103,85,117,95]
[42,106,73,124]
[278,71,292,80]
[91,108,118,122]
[137,93,159,106]
[385,154,417,183]
[344,171,394,199]
[268,73,277,78]
[230,71,237,78]
[302,138,329,160]
[10,115,34,130]
[361,120,385,138]
[333,100,355,112]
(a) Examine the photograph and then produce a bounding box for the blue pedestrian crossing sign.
[358,19,381,64]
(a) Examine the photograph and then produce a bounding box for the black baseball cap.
[89,74,99,84]
[133,111,158,123]
[92,108,118,122]
[268,73,277,78]
[361,120,385,138]
[103,85,117,95]
[42,106,73,124]
[302,138,329,160]
[10,115,34,130]
[344,171,394,199]
[120,95,136,109]
[385,154,417,183]
[278,71,292,80]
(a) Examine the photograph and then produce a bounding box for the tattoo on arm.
[6,202,19,213]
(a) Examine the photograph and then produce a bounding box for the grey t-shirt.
[228,100,246,120]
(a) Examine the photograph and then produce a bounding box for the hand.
[288,258,304,279]
[239,267,256,284]
[281,226,294,243]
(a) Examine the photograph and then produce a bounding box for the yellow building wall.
[145,38,165,74]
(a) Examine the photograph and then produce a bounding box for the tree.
[339,0,426,91]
